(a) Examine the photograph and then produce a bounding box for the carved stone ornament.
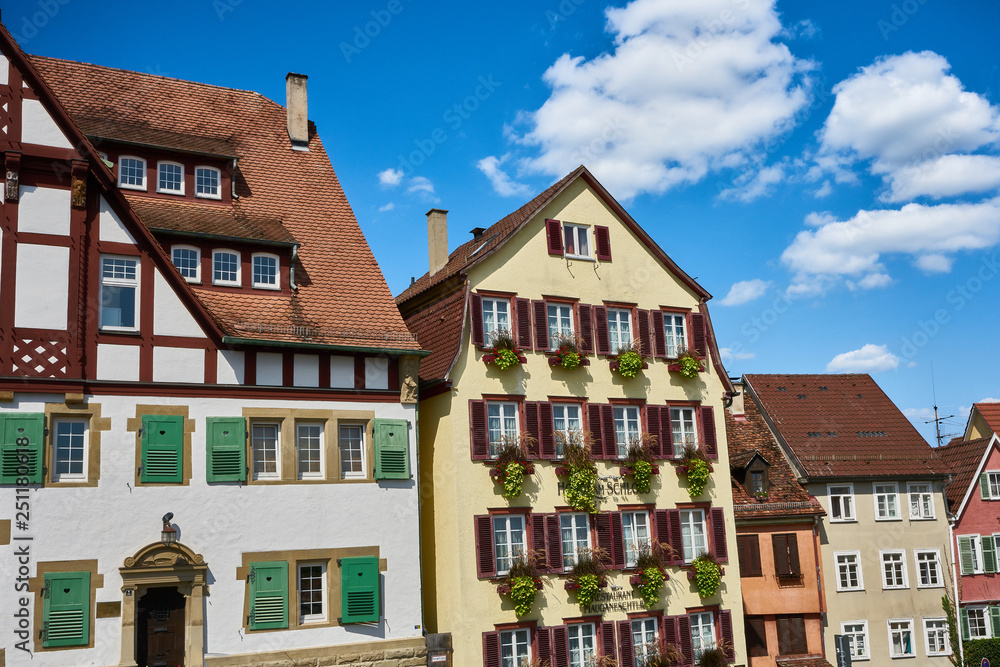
[71,175,86,207]
[400,355,420,404]
[122,542,205,570]
[5,168,17,202]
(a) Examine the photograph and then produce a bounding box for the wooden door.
[137,587,185,667]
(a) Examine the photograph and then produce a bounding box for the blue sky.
[8,0,999,445]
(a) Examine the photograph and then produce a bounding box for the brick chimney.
[427,209,449,277]
[285,72,309,150]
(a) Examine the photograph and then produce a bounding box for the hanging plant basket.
[548,354,591,368]
[609,355,648,378]
[668,348,704,378]
[564,576,609,591]
[547,334,590,369]
[483,329,526,370]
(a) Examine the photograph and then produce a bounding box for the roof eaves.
[87,134,239,160]
[955,433,1000,519]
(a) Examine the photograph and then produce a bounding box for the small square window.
[213,250,241,286]
[829,484,856,521]
[118,156,146,190]
[835,551,864,591]
[195,166,221,199]
[908,482,935,519]
[298,562,326,623]
[100,255,139,331]
[875,483,901,520]
[52,419,88,481]
[339,424,365,479]
[563,223,590,258]
[171,246,200,282]
[252,254,279,289]
[157,162,184,194]
[842,621,869,660]
[967,607,990,639]
[251,422,280,480]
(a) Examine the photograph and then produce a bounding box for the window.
[139,415,184,484]
[373,418,410,480]
[171,245,200,282]
[924,618,949,656]
[746,616,768,657]
[835,551,864,591]
[487,402,519,458]
[298,563,326,623]
[607,308,632,354]
[750,470,765,494]
[670,407,697,458]
[296,423,323,480]
[958,535,994,575]
[664,312,687,357]
[842,621,869,660]
[552,404,581,458]
[888,619,914,658]
[632,617,658,666]
[680,508,707,563]
[560,513,591,571]
[881,551,908,589]
[613,405,641,459]
[966,607,990,639]
[777,615,807,655]
[829,484,856,521]
[213,250,241,286]
[157,161,184,194]
[481,298,510,340]
[41,570,91,648]
[547,303,574,340]
[690,611,716,662]
[563,223,590,258]
[985,471,1000,499]
[252,422,280,479]
[52,419,87,481]
[622,511,650,568]
[916,550,942,588]
[252,253,279,289]
[100,256,138,330]
[772,533,801,578]
[118,156,146,190]
[908,483,935,519]
[195,166,221,199]
[568,623,596,667]
[206,417,247,483]
[339,424,365,479]
[737,534,762,577]
[500,629,531,667]
[875,483,901,520]
[493,515,526,575]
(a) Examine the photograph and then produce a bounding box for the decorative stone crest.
[400,355,420,404]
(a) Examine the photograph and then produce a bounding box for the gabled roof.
[401,286,467,383]
[744,374,949,479]
[937,436,991,512]
[966,402,1000,439]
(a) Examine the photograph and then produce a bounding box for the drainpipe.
[290,244,299,291]
[231,158,239,199]
[948,513,963,664]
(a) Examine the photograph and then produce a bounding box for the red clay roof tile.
[937,436,990,511]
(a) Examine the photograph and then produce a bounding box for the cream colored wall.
[969,411,993,440]
[812,479,953,664]
[419,179,745,665]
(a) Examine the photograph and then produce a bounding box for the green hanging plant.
[630,542,674,606]
[489,437,536,499]
[483,329,526,370]
[556,440,599,513]
[620,436,659,493]
[674,444,713,498]
[691,552,722,598]
[671,347,704,379]
[548,333,589,370]
[509,575,538,616]
[497,552,544,617]
[565,547,609,608]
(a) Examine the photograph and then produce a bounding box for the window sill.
[252,284,281,291]
[195,192,223,200]
[829,519,857,524]
[908,516,936,521]
[213,281,242,288]
[182,278,202,284]
[99,327,141,335]
[564,254,595,262]
[875,517,903,522]
[156,188,185,196]
[119,182,147,191]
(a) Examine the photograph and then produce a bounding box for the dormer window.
[118,156,146,190]
[745,457,770,498]
[157,162,184,195]
[171,245,201,282]
[252,253,279,290]
[195,166,221,199]
[213,249,241,286]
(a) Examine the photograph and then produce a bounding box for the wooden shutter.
[515,298,533,349]
[677,615,693,666]
[700,406,718,459]
[248,560,288,630]
[738,534,762,577]
[646,407,662,459]
[654,509,671,547]
[374,419,409,480]
[538,402,556,459]
[42,570,89,648]
[594,305,610,355]
[710,507,728,562]
[610,512,626,569]
[140,415,183,484]
[668,509,684,565]
[546,219,564,255]
[483,631,501,667]
[532,513,548,570]
[532,300,550,351]
[340,556,379,623]
[578,303,594,353]
[206,417,247,483]
[475,515,496,578]
[636,309,652,356]
[470,400,490,460]
[594,225,612,261]
[552,626,569,667]
[690,312,708,357]
[536,627,554,666]
[596,513,614,568]
[984,536,998,574]
[991,606,1000,639]
[777,616,807,655]
[958,536,975,575]
[599,621,617,662]
[545,514,564,571]
[720,610,735,661]
[663,616,679,652]
[746,616,768,657]
[961,608,971,641]
[601,404,617,460]
[471,293,485,347]
[772,534,790,577]
[651,310,667,357]
[524,402,541,459]
[617,620,634,667]
[1,413,44,484]
[588,404,604,458]
[981,473,992,499]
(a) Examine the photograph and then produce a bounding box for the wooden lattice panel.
[12,339,69,378]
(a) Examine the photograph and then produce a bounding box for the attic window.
[213,249,241,286]
[827,431,837,437]
[195,166,221,199]
[807,432,822,437]
[797,394,807,399]
[171,245,201,282]
[745,460,770,498]
[118,156,146,191]
[777,387,787,392]
[252,253,279,290]
[157,161,184,195]
[819,386,828,391]
[857,431,887,437]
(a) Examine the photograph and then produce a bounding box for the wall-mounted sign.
[580,589,649,614]
[558,476,642,500]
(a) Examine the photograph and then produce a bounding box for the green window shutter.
[140,416,183,484]
[206,417,247,483]
[981,473,991,499]
[340,556,380,623]
[42,571,90,648]
[248,561,288,630]
[992,606,1000,639]
[1,413,45,484]
[959,536,975,575]
[373,419,410,480]
[961,608,971,641]
[984,536,998,574]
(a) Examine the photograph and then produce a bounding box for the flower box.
[554,465,571,477]
[687,567,723,579]
[668,362,705,373]
[620,465,660,477]
[548,355,591,367]
[565,576,608,591]
[631,569,669,586]
[496,578,543,597]
[608,360,648,373]
[483,353,527,366]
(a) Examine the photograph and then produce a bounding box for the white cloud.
[903,407,935,420]
[406,176,440,203]
[477,154,533,197]
[718,164,784,202]
[981,397,1000,403]
[377,168,404,188]
[885,154,1000,202]
[378,202,395,212]
[507,0,812,199]
[826,344,900,373]
[914,253,952,273]
[718,279,770,306]
[812,181,833,198]
[720,347,755,361]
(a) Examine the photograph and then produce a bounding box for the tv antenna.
[924,364,954,447]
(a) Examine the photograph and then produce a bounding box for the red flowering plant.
[482,328,527,370]
[547,333,589,369]
[619,435,660,494]
[668,346,704,379]
[489,435,537,499]
[564,547,610,608]
[673,443,714,499]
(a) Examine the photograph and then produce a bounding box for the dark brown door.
[137,587,185,667]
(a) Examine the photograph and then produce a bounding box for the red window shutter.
[737,534,762,577]
[601,404,617,460]
[610,511,626,569]
[663,616,679,652]
[654,509,670,546]
[588,403,604,457]
[552,626,569,667]
[700,406,717,459]
[515,298,533,349]
[532,513,548,569]
[594,306,610,355]
[471,293,485,347]
[532,300,550,351]
[536,627,554,665]
[720,610,735,661]
[788,533,801,576]
[710,507,728,562]
[578,303,594,353]
[539,401,556,459]
[646,406,662,459]
[470,400,490,460]
[663,406,675,458]
[651,309,667,357]
[483,631,501,667]
[546,219,564,255]
[617,620,634,667]
[637,309,652,356]
[691,312,707,357]
[595,513,614,566]
[524,402,541,458]
[475,515,496,578]
[668,509,684,565]
[545,513,563,571]
[678,615,693,666]
[772,534,790,577]
[594,225,612,261]
[600,621,617,663]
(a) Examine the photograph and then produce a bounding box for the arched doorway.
[136,587,186,666]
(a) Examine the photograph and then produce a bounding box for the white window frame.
[632,617,659,666]
[99,254,140,332]
[915,549,943,588]
[296,422,324,480]
[481,297,510,341]
[967,606,990,639]
[987,471,1000,499]
[960,534,984,574]
[117,155,147,190]
[560,512,591,572]
[552,403,581,458]
[607,307,632,354]
[212,249,242,286]
[562,223,591,259]
[874,482,901,521]
[690,611,717,662]
[51,418,88,482]
[487,401,519,458]
[297,561,327,623]
[338,423,366,480]
[251,252,280,290]
[835,551,864,592]
[547,302,575,341]
[194,165,222,199]
[251,421,281,480]
[499,628,531,667]
[664,312,688,358]
[567,622,596,667]
[171,244,201,283]
[907,482,935,519]
[493,514,526,576]
[923,617,950,656]
[613,405,641,459]
[156,160,185,195]
[828,483,856,522]
[842,620,870,661]
[888,618,915,658]
[670,406,697,458]
[880,550,909,589]
[680,508,707,564]
[622,510,650,568]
